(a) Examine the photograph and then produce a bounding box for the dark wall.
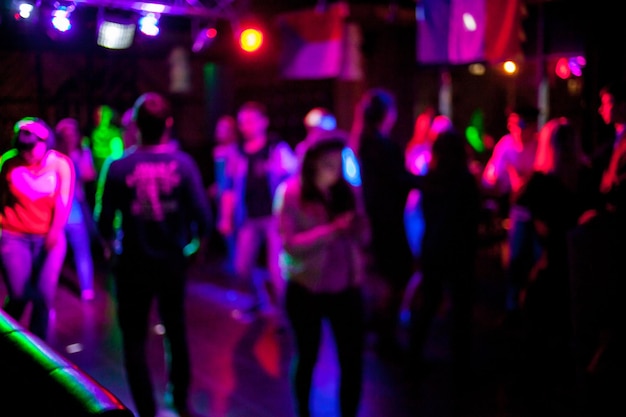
[0,1,616,173]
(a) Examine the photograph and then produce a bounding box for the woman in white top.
[274,132,370,417]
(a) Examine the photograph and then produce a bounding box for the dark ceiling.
[0,0,588,58]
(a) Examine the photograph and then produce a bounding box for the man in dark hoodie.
[96,92,212,417]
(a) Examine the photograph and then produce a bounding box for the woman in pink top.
[0,117,75,340]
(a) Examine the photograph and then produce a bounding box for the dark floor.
[0,240,577,417]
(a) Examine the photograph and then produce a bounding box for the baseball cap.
[13,117,53,150]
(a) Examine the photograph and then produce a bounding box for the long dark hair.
[300,136,356,218]
[351,87,396,154]
[429,128,470,181]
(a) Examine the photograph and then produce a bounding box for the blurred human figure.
[96,92,212,417]
[481,105,541,320]
[218,101,297,318]
[404,108,452,259]
[354,87,419,356]
[0,117,75,340]
[55,117,98,301]
[91,104,123,175]
[400,111,453,327]
[275,132,370,417]
[211,115,239,273]
[567,83,626,417]
[121,106,140,151]
[585,81,626,215]
[515,117,589,413]
[407,128,481,386]
[92,107,140,255]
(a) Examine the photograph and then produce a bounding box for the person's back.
[96,92,211,417]
[408,129,481,383]
[354,88,418,356]
[101,144,209,260]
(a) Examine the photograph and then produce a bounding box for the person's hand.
[44,230,61,251]
[332,212,355,234]
[600,171,615,194]
[578,209,597,225]
[102,240,114,262]
[217,217,233,236]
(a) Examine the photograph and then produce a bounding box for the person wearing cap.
[274,133,370,417]
[0,117,75,340]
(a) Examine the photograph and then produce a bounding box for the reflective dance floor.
[0,243,570,417]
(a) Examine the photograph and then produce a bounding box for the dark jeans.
[409,254,475,380]
[506,207,541,312]
[0,230,67,340]
[285,281,365,417]
[114,255,190,417]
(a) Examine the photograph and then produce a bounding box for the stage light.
[14,1,36,20]
[98,21,135,49]
[568,56,584,77]
[552,55,586,80]
[468,63,486,76]
[239,27,263,53]
[51,3,75,33]
[138,12,160,36]
[462,13,477,31]
[502,60,517,75]
[555,57,571,80]
[192,25,217,53]
[138,2,166,14]
[97,9,136,50]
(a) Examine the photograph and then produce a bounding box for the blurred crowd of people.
[1,81,624,417]
[203,84,624,417]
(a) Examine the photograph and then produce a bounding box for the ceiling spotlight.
[97,9,136,50]
[51,2,75,32]
[14,1,37,20]
[139,12,160,36]
[238,27,263,53]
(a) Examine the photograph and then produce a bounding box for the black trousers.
[285,281,365,417]
[114,255,191,417]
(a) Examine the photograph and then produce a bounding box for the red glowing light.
[555,57,571,79]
